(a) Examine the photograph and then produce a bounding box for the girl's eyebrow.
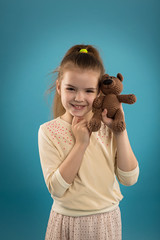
[65,84,97,90]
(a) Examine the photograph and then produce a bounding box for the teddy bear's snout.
[103,79,113,85]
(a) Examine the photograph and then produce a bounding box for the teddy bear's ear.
[100,74,109,82]
[117,73,123,82]
[99,74,109,84]
[104,74,109,78]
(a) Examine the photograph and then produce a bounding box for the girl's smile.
[70,104,86,110]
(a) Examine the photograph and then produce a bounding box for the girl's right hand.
[71,116,91,147]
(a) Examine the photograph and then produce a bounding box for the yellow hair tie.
[79,49,88,53]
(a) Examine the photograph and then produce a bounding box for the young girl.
[38,44,139,240]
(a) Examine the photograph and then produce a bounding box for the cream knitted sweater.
[38,117,139,217]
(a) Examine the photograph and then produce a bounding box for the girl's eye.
[66,88,75,91]
[66,88,94,93]
[86,90,94,93]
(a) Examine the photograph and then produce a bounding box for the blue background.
[1,0,160,239]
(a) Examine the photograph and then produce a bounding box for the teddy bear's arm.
[88,96,104,133]
[117,94,136,104]
[92,96,104,109]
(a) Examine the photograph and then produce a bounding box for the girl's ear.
[56,80,61,95]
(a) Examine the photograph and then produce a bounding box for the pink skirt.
[45,206,122,240]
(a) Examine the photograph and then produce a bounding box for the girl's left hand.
[102,103,125,129]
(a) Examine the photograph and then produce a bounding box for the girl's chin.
[69,110,85,117]
[69,109,84,115]
[70,110,92,119]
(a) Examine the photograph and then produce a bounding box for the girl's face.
[56,67,100,120]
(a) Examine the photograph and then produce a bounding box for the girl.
[38,44,139,240]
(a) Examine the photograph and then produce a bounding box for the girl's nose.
[74,91,84,102]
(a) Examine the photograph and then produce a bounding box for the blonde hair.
[45,44,105,119]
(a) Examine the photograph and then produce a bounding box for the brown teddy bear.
[87,73,136,133]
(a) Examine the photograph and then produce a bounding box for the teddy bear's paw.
[128,94,136,104]
[88,118,101,132]
[112,120,126,132]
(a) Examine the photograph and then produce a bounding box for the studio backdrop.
[1,0,159,239]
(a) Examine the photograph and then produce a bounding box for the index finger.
[72,116,85,126]
[72,116,77,126]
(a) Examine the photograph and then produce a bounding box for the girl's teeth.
[74,105,84,109]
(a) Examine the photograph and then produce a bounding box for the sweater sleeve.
[112,134,140,186]
[38,125,72,198]
[115,163,139,186]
